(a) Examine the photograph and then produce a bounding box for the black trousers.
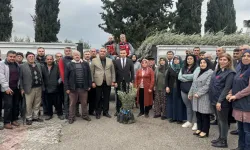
[196,112,210,134]
[139,88,151,115]
[45,92,63,116]
[116,80,128,112]
[3,89,20,124]
[0,92,2,117]
[95,81,111,115]
[58,83,64,107]
[88,88,96,114]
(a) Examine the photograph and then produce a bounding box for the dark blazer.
[114,58,134,83]
[64,61,92,91]
[20,62,44,94]
[42,63,60,93]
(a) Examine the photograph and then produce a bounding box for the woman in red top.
[135,59,154,118]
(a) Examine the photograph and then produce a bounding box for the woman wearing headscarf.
[165,56,187,123]
[178,54,199,130]
[188,58,213,138]
[154,58,167,119]
[131,54,141,79]
[209,53,235,148]
[135,59,154,118]
[227,50,250,150]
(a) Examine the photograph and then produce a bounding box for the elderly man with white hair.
[64,50,92,124]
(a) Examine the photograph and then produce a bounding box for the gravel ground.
[0,101,238,150]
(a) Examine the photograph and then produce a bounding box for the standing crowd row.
[0,34,249,150]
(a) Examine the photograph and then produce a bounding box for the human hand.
[66,90,70,94]
[6,89,13,95]
[166,87,170,93]
[92,83,96,88]
[216,103,221,111]
[226,94,232,100]
[188,95,193,100]
[148,89,152,93]
[194,94,199,98]
[229,96,237,102]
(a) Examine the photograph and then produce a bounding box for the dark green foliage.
[99,0,174,48]
[33,0,60,42]
[0,0,13,41]
[174,0,203,35]
[205,0,237,34]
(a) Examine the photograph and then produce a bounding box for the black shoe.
[230,130,239,135]
[211,138,221,144]
[82,116,91,121]
[212,139,228,148]
[210,120,218,125]
[96,114,100,119]
[145,114,149,118]
[153,115,161,118]
[64,115,69,119]
[161,116,167,120]
[45,116,52,120]
[58,115,65,120]
[114,112,118,116]
[193,131,201,136]
[168,119,176,123]
[103,113,111,118]
[176,121,183,124]
[68,119,74,124]
[137,113,144,117]
[26,120,32,125]
[32,118,44,122]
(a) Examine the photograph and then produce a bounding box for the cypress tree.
[0,0,13,41]
[33,0,60,42]
[205,0,237,34]
[174,0,203,34]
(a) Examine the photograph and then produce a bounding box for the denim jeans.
[238,121,250,150]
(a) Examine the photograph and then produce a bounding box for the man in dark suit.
[114,49,134,116]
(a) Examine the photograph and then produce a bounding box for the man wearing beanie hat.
[16,52,24,65]
[20,51,44,125]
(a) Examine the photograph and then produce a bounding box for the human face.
[240,45,249,53]
[27,54,35,63]
[193,48,200,56]
[46,56,54,65]
[64,48,72,56]
[219,56,229,69]
[16,55,23,63]
[187,56,194,66]
[120,35,126,42]
[55,53,63,62]
[159,59,166,65]
[132,55,137,61]
[108,36,113,42]
[174,58,180,65]
[242,52,250,65]
[141,61,148,68]
[99,48,106,57]
[167,52,174,61]
[199,54,205,59]
[37,48,45,56]
[200,60,207,70]
[90,49,97,57]
[73,53,80,61]
[7,53,16,63]
[84,52,91,60]
[120,50,127,58]
[216,48,224,57]
[233,51,240,60]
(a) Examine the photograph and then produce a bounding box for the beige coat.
[91,57,115,86]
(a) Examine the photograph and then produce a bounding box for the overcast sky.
[12,0,250,48]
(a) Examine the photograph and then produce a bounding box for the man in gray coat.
[20,52,44,125]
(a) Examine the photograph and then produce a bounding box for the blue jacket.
[209,69,235,107]
[232,68,250,112]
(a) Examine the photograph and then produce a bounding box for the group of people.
[0,33,249,150]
